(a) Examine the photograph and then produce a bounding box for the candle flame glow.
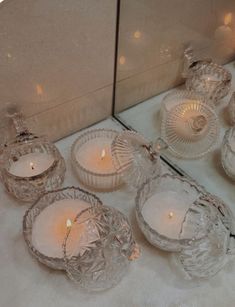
[119,56,126,65]
[134,30,141,39]
[30,162,35,170]
[168,212,174,219]
[101,149,106,160]
[224,13,232,26]
[66,219,72,228]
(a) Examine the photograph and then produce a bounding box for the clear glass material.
[23,187,103,270]
[174,194,235,280]
[71,129,123,192]
[221,127,235,180]
[161,92,219,159]
[111,130,163,189]
[136,173,235,279]
[63,204,139,291]
[227,92,235,126]
[185,61,231,105]
[135,174,203,252]
[0,113,66,202]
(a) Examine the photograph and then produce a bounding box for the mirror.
[114,0,235,205]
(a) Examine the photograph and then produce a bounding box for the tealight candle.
[71,129,122,191]
[32,199,91,258]
[142,191,190,239]
[9,152,54,177]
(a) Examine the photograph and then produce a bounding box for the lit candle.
[8,152,54,177]
[75,139,116,174]
[142,191,191,239]
[214,13,233,42]
[31,199,94,258]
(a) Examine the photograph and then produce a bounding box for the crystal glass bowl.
[0,133,66,202]
[174,194,235,280]
[23,187,103,270]
[135,174,203,252]
[161,94,219,159]
[221,127,235,180]
[71,129,123,192]
[185,62,231,105]
[63,204,138,291]
[111,130,162,189]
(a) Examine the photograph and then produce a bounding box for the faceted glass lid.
[111,130,162,189]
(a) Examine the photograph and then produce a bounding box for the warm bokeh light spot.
[119,56,126,65]
[36,84,43,96]
[133,30,141,39]
[224,13,232,26]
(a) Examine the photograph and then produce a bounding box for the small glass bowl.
[71,129,123,192]
[135,174,203,252]
[161,93,219,159]
[63,204,139,291]
[23,187,103,270]
[0,133,66,202]
[221,127,235,180]
[185,62,231,105]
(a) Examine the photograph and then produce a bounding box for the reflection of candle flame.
[36,84,43,96]
[133,30,141,39]
[119,56,126,65]
[66,219,72,228]
[30,162,35,170]
[224,13,232,26]
[168,212,174,219]
[101,149,106,160]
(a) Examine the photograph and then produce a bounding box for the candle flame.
[66,219,72,228]
[101,149,106,160]
[30,162,35,170]
[36,84,43,96]
[168,212,174,219]
[224,13,232,26]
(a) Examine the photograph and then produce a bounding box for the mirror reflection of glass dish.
[161,101,219,159]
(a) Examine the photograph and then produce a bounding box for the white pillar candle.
[32,199,94,258]
[9,152,54,177]
[76,138,116,174]
[142,191,191,239]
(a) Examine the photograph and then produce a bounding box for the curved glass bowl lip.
[161,100,219,159]
[135,173,212,247]
[71,128,120,178]
[2,140,65,180]
[222,127,235,154]
[188,61,232,84]
[22,186,103,269]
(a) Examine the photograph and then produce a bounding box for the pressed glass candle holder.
[161,94,219,159]
[135,174,203,252]
[71,129,122,192]
[111,130,164,189]
[185,61,231,105]
[23,187,103,270]
[221,127,235,180]
[63,204,139,291]
[174,194,235,280]
[0,112,65,202]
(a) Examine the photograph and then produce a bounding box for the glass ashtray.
[111,130,164,189]
[161,97,219,159]
[185,61,231,105]
[63,204,139,291]
[221,127,235,180]
[71,129,123,192]
[0,113,66,202]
